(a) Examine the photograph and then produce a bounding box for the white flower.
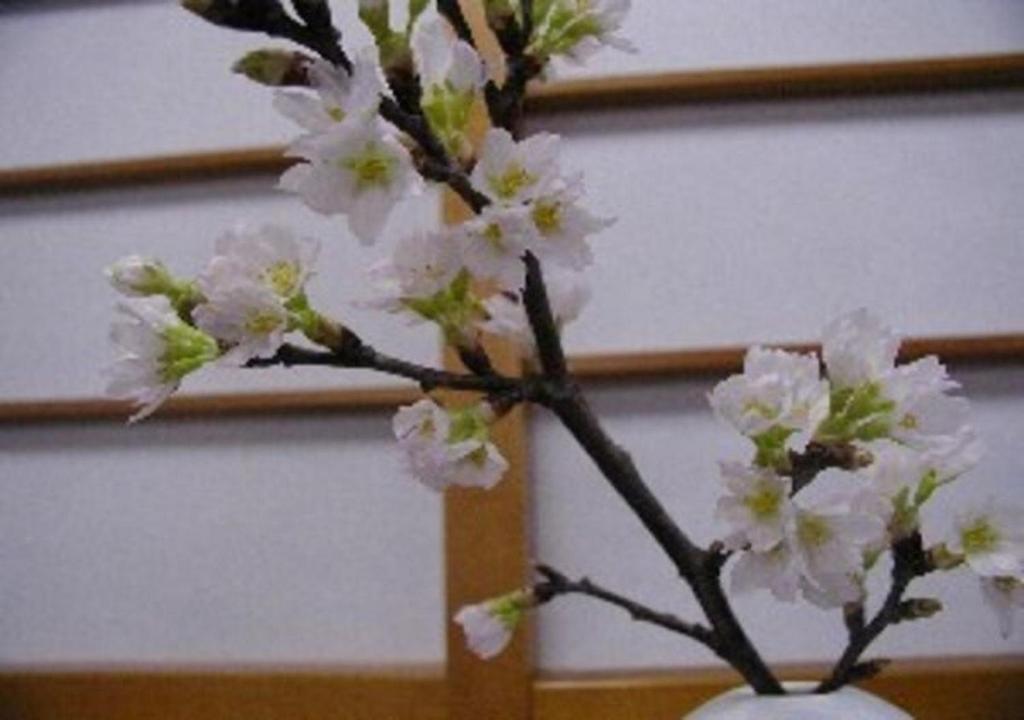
[411,15,487,158]
[457,205,537,289]
[471,128,561,206]
[454,590,530,660]
[280,118,419,244]
[393,399,509,491]
[715,463,793,552]
[368,229,464,316]
[882,356,972,449]
[530,0,636,63]
[199,224,320,300]
[105,296,219,422]
[478,269,589,355]
[822,309,901,389]
[948,501,1024,577]
[730,540,802,603]
[273,51,382,134]
[790,498,885,606]
[709,347,829,446]
[193,283,291,365]
[980,576,1024,638]
[526,173,612,270]
[106,256,176,297]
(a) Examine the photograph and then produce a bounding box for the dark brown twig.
[534,564,721,653]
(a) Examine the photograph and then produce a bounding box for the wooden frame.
[2,7,1023,715]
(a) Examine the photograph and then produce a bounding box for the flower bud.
[233,49,312,87]
[897,597,943,622]
[107,256,176,297]
[454,590,533,660]
[928,543,965,571]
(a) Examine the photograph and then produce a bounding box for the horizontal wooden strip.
[569,333,1024,381]
[2,333,1022,425]
[0,665,445,720]
[0,386,419,425]
[527,52,1024,114]
[3,54,1023,196]
[534,656,1024,720]
[0,147,291,196]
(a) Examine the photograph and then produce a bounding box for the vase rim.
[721,680,863,700]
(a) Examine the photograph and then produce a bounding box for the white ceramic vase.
[684,682,912,720]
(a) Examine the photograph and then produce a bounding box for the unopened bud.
[107,256,175,297]
[928,544,965,571]
[233,49,312,86]
[358,0,390,39]
[897,597,943,622]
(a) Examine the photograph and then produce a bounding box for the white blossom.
[273,51,382,134]
[454,591,530,660]
[789,497,885,607]
[715,462,793,553]
[479,269,589,355]
[980,576,1024,638]
[280,118,419,244]
[193,283,291,365]
[457,204,537,289]
[106,256,176,297]
[822,309,900,389]
[948,501,1024,578]
[199,224,320,301]
[709,346,829,447]
[105,296,219,422]
[526,173,612,269]
[530,0,636,63]
[393,399,509,491]
[730,540,802,603]
[471,128,561,206]
[368,229,464,316]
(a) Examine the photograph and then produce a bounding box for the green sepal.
[816,382,895,443]
[752,425,795,471]
[158,323,220,383]
[421,83,477,159]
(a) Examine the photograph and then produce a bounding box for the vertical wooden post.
[443,3,533,720]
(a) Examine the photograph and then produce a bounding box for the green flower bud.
[233,49,312,87]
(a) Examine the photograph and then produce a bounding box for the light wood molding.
[4,333,1020,425]
[3,54,1023,196]
[527,52,1024,114]
[533,656,1024,720]
[0,665,446,720]
[568,333,1024,381]
[0,386,419,425]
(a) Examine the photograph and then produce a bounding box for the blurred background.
[1,1,1022,715]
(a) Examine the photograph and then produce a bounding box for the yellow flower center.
[490,163,535,200]
[797,514,832,548]
[961,519,1000,556]
[483,223,505,250]
[744,483,783,520]
[532,201,562,235]
[263,261,300,297]
[344,144,396,190]
[245,311,282,335]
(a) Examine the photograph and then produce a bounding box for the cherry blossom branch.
[817,532,934,693]
[437,0,475,46]
[534,564,722,653]
[786,441,872,496]
[246,336,528,398]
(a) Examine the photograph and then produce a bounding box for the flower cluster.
[711,310,1021,635]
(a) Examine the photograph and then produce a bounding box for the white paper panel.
[0,413,444,664]
[0,177,440,401]
[533,92,1024,355]
[531,366,1024,671]
[4,2,1023,167]
[557,0,1024,79]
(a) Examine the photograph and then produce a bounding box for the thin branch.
[786,441,872,496]
[817,533,934,693]
[247,338,527,398]
[522,252,568,379]
[534,564,722,653]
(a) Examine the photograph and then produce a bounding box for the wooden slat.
[2,333,1021,425]
[0,665,445,720]
[533,656,1024,720]
[527,53,1024,114]
[0,386,419,425]
[569,333,1024,381]
[3,55,1023,196]
[443,4,533,716]
[0,147,290,196]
